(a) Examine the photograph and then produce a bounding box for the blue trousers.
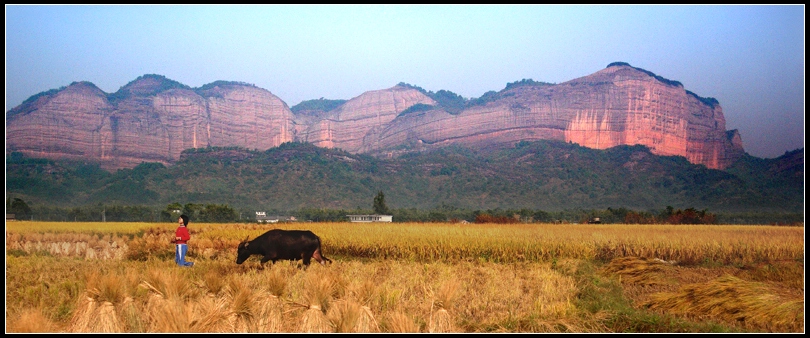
[175,244,194,267]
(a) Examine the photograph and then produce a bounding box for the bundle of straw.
[385,311,420,333]
[300,304,331,333]
[253,294,283,333]
[69,294,123,333]
[299,272,334,333]
[428,307,453,333]
[326,299,379,333]
[69,296,98,332]
[356,305,380,333]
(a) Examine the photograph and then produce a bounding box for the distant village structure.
[347,214,393,223]
[256,211,296,223]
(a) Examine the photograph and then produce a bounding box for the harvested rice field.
[5,221,804,333]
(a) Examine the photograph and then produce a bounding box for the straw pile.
[643,275,804,332]
[428,280,460,333]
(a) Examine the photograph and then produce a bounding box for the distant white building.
[347,214,393,223]
[256,211,296,223]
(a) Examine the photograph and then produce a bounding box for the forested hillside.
[5,140,804,223]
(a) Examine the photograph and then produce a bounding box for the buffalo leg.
[313,248,331,265]
[302,251,313,266]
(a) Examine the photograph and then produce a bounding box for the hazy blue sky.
[5,5,804,159]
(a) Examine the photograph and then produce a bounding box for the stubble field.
[5,221,804,333]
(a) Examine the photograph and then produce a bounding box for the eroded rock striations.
[7,76,296,170]
[6,64,745,170]
[366,64,744,170]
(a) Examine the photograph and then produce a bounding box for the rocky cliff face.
[6,81,112,165]
[6,64,745,170]
[365,64,744,169]
[6,75,296,170]
[294,86,437,153]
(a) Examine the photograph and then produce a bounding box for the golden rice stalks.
[300,305,332,333]
[141,268,193,302]
[141,277,205,333]
[227,284,258,332]
[357,305,380,333]
[119,297,146,333]
[69,296,98,332]
[384,311,420,333]
[8,308,58,333]
[643,275,804,332]
[301,271,334,313]
[191,295,232,333]
[265,268,288,298]
[533,269,577,319]
[70,274,127,334]
[202,271,226,296]
[144,295,196,332]
[296,268,338,333]
[326,299,380,333]
[69,296,122,333]
[228,283,255,322]
[428,308,454,333]
[95,301,124,333]
[252,295,283,333]
[326,299,361,333]
[435,279,461,310]
[424,279,460,333]
[222,277,283,333]
[602,256,671,286]
[352,279,378,306]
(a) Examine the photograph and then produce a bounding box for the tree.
[373,190,390,215]
[160,202,184,222]
[200,204,237,223]
[7,197,32,220]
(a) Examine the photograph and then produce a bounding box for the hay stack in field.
[429,308,453,333]
[226,283,257,332]
[326,299,379,333]
[143,291,187,332]
[96,301,124,332]
[356,304,380,333]
[603,256,672,286]
[70,272,129,333]
[69,296,98,332]
[643,275,804,332]
[265,269,288,298]
[140,276,202,333]
[190,295,232,333]
[427,279,460,333]
[300,304,331,333]
[298,272,335,333]
[253,294,283,333]
[220,276,283,332]
[69,296,123,332]
[119,296,146,333]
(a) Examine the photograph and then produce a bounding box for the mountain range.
[6,62,745,171]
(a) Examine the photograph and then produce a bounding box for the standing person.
[174,214,194,267]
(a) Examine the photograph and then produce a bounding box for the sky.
[5,5,805,159]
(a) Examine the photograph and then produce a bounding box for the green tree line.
[8,196,803,225]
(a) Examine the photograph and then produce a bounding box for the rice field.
[5,221,805,333]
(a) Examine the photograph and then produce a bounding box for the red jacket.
[175,226,190,244]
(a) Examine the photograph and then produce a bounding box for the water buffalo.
[236,229,332,267]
